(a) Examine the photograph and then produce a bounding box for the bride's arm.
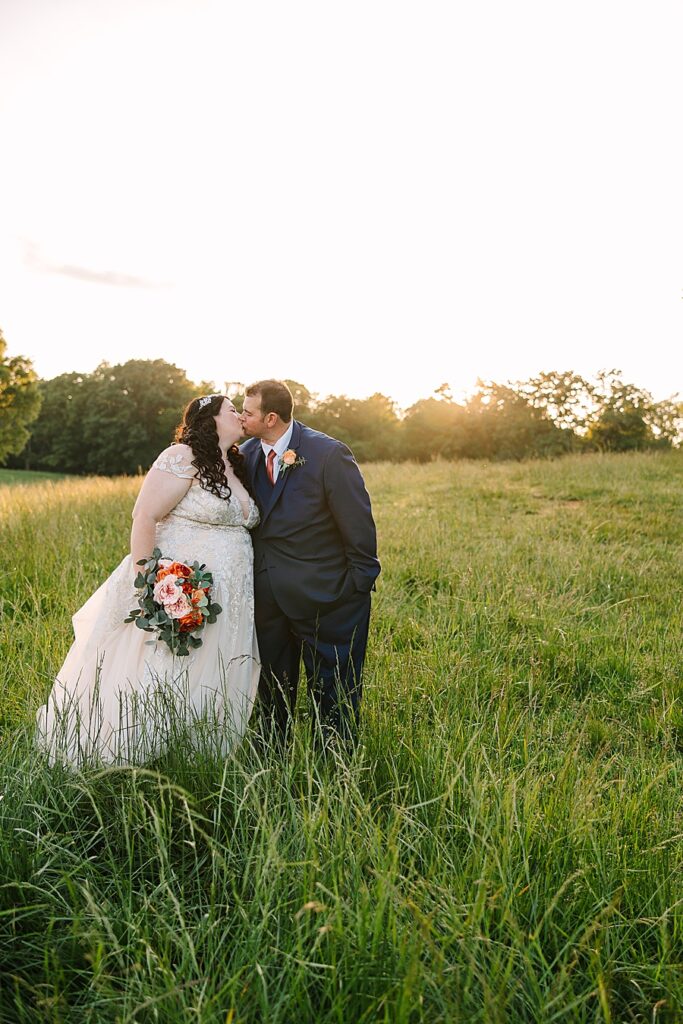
[130,469,193,574]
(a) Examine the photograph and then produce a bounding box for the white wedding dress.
[36,445,261,767]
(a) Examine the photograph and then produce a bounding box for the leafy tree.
[645,396,683,448]
[401,390,466,461]
[21,373,89,472]
[12,361,682,473]
[585,370,680,451]
[285,380,316,420]
[306,393,401,461]
[224,382,246,412]
[0,329,42,464]
[24,360,204,474]
[519,370,596,438]
[464,381,572,459]
[82,360,204,474]
[227,379,315,419]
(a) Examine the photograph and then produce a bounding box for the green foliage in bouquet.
[125,547,222,657]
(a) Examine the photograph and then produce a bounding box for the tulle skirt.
[36,545,260,767]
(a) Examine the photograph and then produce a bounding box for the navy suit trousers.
[254,568,371,742]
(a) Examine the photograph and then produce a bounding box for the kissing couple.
[36,379,381,766]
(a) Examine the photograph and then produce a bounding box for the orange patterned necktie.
[266,449,276,485]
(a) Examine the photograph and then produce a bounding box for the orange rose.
[178,609,203,631]
[282,449,297,466]
[191,588,207,605]
[167,561,192,578]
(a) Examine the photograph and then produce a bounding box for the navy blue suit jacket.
[241,421,380,620]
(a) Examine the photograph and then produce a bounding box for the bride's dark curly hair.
[173,395,253,500]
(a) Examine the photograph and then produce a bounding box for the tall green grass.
[0,469,66,486]
[1,454,681,1022]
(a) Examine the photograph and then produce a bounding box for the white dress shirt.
[261,420,294,481]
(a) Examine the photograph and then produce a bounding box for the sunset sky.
[1,0,682,409]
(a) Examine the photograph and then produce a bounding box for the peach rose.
[165,593,192,619]
[282,449,297,466]
[153,574,181,605]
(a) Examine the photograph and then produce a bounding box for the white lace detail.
[152,444,197,479]
[166,485,259,530]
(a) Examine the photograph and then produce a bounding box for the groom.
[240,379,380,744]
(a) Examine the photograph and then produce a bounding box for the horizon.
[9,350,683,412]
[16,355,681,417]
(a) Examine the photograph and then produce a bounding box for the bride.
[36,394,260,766]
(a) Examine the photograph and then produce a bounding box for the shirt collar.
[261,420,294,458]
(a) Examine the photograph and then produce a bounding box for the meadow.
[0,468,65,486]
[0,454,681,1023]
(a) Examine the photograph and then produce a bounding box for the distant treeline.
[3,358,682,475]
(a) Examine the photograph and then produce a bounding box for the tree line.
[0,335,681,474]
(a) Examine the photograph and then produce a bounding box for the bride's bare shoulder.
[151,443,197,479]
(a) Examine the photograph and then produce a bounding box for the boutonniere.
[279,449,306,475]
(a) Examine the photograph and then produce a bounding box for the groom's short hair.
[245,380,294,422]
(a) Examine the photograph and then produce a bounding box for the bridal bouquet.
[125,548,222,657]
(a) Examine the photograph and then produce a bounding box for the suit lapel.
[244,439,262,481]
[260,420,302,527]
[253,451,271,510]
[244,440,269,511]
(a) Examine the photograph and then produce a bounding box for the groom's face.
[241,394,267,438]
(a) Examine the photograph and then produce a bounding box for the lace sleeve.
[151,444,197,479]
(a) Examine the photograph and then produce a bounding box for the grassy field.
[0,453,681,1023]
[0,468,67,486]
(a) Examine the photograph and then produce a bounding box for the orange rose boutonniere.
[279,449,306,476]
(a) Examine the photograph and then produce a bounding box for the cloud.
[23,241,167,288]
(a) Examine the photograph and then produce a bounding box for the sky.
[1,0,682,410]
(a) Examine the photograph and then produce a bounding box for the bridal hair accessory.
[198,394,220,409]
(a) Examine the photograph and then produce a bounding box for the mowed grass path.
[0,454,681,1023]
